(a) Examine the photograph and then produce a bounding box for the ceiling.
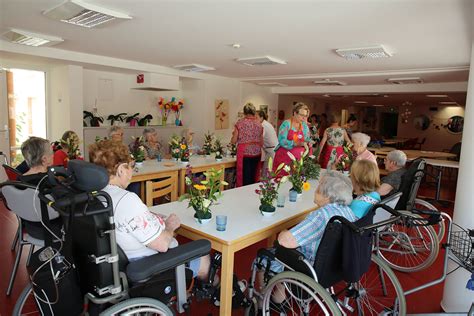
[0,0,471,105]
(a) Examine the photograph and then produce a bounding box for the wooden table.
[149,180,319,316]
[402,150,457,161]
[383,138,409,146]
[424,158,459,201]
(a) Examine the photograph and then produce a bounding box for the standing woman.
[53,130,82,167]
[231,103,263,186]
[308,114,321,156]
[343,114,358,139]
[142,127,162,159]
[257,110,278,172]
[273,102,311,174]
[318,113,351,169]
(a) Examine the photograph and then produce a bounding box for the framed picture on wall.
[215,99,229,129]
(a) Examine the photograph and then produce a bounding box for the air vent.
[43,0,132,28]
[387,77,423,84]
[235,56,287,66]
[313,79,346,86]
[173,64,215,72]
[256,82,288,87]
[335,45,392,59]
[2,28,63,47]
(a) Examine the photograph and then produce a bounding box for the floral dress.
[144,141,161,159]
[320,127,345,168]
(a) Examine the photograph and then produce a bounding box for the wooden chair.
[145,171,178,207]
[413,137,426,150]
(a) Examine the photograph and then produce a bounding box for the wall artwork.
[215,99,229,130]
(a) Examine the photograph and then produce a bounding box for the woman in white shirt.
[257,110,279,171]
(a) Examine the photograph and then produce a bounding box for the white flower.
[203,199,211,208]
[287,151,296,161]
[283,165,291,173]
[280,176,289,183]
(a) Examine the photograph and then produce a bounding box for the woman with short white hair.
[142,127,161,159]
[352,132,377,165]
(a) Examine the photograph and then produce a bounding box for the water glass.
[156,154,162,162]
[289,190,298,202]
[216,215,227,231]
[277,194,286,207]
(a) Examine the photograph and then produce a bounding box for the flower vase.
[193,210,212,224]
[259,203,276,216]
[129,119,137,127]
[135,161,144,168]
[175,118,180,126]
[162,116,168,126]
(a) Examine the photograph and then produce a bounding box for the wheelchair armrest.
[126,239,211,283]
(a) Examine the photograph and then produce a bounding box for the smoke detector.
[43,0,132,28]
[173,64,215,72]
[313,79,347,86]
[256,82,288,87]
[235,56,287,66]
[2,28,64,47]
[335,45,392,59]
[387,77,423,84]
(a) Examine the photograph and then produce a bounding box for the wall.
[240,82,279,127]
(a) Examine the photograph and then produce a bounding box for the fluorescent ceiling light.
[426,94,448,98]
[256,82,288,87]
[235,56,287,66]
[2,28,63,47]
[439,101,458,105]
[373,104,384,107]
[313,79,346,86]
[387,77,423,84]
[354,101,368,104]
[43,0,132,28]
[335,45,392,60]
[173,64,215,72]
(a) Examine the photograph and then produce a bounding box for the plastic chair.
[145,171,178,206]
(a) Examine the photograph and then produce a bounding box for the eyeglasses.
[297,112,309,118]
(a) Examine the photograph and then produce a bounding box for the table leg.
[267,233,277,247]
[140,181,145,201]
[179,170,185,196]
[219,245,234,316]
[435,168,442,201]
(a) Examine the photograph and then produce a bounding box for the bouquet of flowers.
[302,155,321,180]
[179,137,190,162]
[158,97,172,124]
[180,166,228,222]
[255,157,288,214]
[202,131,214,155]
[287,146,311,194]
[130,136,146,163]
[335,143,354,172]
[171,98,184,122]
[213,138,224,160]
[169,134,181,160]
[61,134,82,159]
[227,142,237,157]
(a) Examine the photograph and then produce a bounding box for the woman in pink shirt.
[351,132,377,165]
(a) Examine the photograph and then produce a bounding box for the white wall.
[241,82,279,127]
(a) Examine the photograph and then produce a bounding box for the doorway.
[1,69,47,166]
[380,112,398,138]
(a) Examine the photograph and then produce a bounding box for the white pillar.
[441,3,474,311]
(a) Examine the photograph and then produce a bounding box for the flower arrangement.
[169,134,181,160]
[179,166,228,222]
[302,155,321,180]
[202,131,214,155]
[287,146,311,194]
[255,157,288,214]
[213,138,224,160]
[227,142,237,157]
[171,98,184,125]
[179,137,190,162]
[158,97,173,125]
[335,143,354,172]
[61,134,82,160]
[130,136,146,163]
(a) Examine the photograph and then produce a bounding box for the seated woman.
[53,130,82,167]
[109,126,125,143]
[142,127,162,159]
[88,139,210,280]
[349,160,381,219]
[351,132,377,165]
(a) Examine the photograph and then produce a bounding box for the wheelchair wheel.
[413,198,445,242]
[12,283,41,316]
[244,297,258,316]
[336,255,406,315]
[376,211,439,272]
[261,271,341,316]
[100,297,174,316]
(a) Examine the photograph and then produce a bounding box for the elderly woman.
[142,127,162,159]
[349,160,381,219]
[255,171,356,303]
[89,139,210,280]
[273,102,311,175]
[318,113,352,169]
[231,103,263,186]
[53,130,82,167]
[351,132,377,165]
[108,126,124,143]
[378,150,407,197]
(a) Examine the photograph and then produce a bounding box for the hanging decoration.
[400,101,412,123]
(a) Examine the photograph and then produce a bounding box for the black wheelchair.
[10,160,215,315]
[245,203,407,315]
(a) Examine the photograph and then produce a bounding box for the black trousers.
[243,157,260,186]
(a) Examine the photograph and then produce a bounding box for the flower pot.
[259,204,276,216]
[180,159,189,165]
[129,119,137,127]
[343,170,350,176]
[135,161,144,168]
[172,157,179,161]
[175,118,180,126]
[193,211,212,224]
[215,157,222,162]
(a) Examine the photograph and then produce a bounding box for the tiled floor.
[0,177,458,315]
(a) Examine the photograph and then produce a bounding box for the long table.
[424,158,459,201]
[149,179,319,316]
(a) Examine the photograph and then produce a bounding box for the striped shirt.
[290,203,356,266]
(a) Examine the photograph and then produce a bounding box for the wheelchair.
[10,160,216,315]
[245,203,407,315]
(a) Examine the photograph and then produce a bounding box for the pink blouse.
[356,149,377,165]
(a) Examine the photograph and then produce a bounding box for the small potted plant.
[130,136,146,166]
[126,113,140,126]
[213,138,224,161]
[169,134,181,160]
[227,143,237,158]
[255,157,287,216]
[179,137,190,164]
[107,113,127,126]
[138,114,153,126]
[202,131,214,156]
[83,111,104,127]
[179,166,228,224]
[287,146,311,196]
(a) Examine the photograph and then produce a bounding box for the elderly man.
[378,150,407,197]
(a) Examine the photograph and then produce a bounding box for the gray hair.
[387,150,407,167]
[243,103,256,115]
[21,137,51,168]
[143,127,156,139]
[108,125,123,137]
[351,132,371,147]
[318,171,353,205]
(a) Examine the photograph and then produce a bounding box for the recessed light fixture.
[322,94,331,98]
[373,104,384,107]
[231,43,241,49]
[354,101,368,104]
[387,77,423,84]
[426,94,448,98]
[235,56,287,66]
[173,64,215,72]
[256,82,288,87]
[439,101,458,105]
[43,0,132,28]
[335,45,392,60]
[2,28,64,47]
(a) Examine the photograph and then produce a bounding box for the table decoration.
[180,166,228,223]
[255,157,288,216]
[287,146,311,195]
